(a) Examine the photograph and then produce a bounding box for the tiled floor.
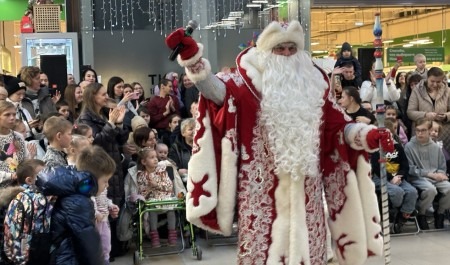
[115,230,450,265]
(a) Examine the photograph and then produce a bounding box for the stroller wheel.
[134,250,141,265]
[196,246,203,260]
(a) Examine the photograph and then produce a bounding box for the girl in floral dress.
[136,148,177,247]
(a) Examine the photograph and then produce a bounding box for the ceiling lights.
[247,3,262,8]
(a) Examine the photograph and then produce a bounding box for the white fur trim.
[267,173,294,264]
[177,43,204,67]
[186,110,218,220]
[345,123,378,153]
[185,58,212,84]
[216,138,238,236]
[328,170,368,265]
[239,48,263,92]
[256,20,305,52]
[355,155,383,257]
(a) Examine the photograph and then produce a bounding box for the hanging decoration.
[94,0,255,42]
[238,31,259,51]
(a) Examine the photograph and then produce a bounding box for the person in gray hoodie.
[404,118,450,230]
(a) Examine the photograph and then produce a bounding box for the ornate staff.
[373,13,391,265]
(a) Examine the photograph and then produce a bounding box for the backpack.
[3,189,52,265]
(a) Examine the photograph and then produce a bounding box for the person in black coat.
[168,118,195,181]
[38,146,117,265]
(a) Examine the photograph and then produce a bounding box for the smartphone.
[49,88,59,97]
[130,92,140,100]
[396,55,403,63]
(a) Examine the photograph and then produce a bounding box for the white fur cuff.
[177,43,204,67]
[345,123,378,153]
[185,58,212,84]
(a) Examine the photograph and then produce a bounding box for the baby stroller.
[133,196,202,265]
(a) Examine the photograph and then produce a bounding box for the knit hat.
[3,75,26,96]
[256,20,304,53]
[131,116,148,131]
[341,42,352,52]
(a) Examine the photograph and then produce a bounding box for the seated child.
[155,142,186,192]
[38,146,116,265]
[136,148,177,248]
[370,118,418,231]
[42,116,73,168]
[430,121,450,175]
[3,159,48,265]
[404,118,450,230]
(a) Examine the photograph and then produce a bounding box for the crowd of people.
[0,25,449,265]
[331,46,450,232]
[0,66,199,265]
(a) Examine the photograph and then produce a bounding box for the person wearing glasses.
[404,118,450,230]
[407,67,450,152]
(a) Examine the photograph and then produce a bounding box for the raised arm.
[166,28,226,106]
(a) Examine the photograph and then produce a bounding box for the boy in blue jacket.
[38,146,117,265]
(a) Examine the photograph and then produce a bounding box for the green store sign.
[387,47,445,63]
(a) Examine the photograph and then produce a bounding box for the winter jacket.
[407,79,450,151]
[78,110,129,205]
[22,87,56,119]
[168,137,192,171]
[37,166,103,265]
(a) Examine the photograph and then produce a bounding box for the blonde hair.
[43,116,72,142]
[19,66,40,87]
[70,134,90,148]
[137,147,156,171]
[414,53,426,63]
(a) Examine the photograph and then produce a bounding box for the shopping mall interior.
[1,1,450,264]
[0,0,449,89]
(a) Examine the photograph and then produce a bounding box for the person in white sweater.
[360,61,400,107]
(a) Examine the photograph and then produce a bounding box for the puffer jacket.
[22,87,56,119]
[37,166,102,265]
[78,110,129,205]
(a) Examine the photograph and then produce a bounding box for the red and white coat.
[184,47,382,265]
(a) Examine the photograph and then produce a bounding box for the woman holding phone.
[107,77,138,130]
[407,67,450,152]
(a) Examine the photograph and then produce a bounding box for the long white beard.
[258,51,328,180]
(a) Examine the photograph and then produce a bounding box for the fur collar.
[0,186,24,207]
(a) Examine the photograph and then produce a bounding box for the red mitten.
[367,128,394,153]
[165,28,199,61]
